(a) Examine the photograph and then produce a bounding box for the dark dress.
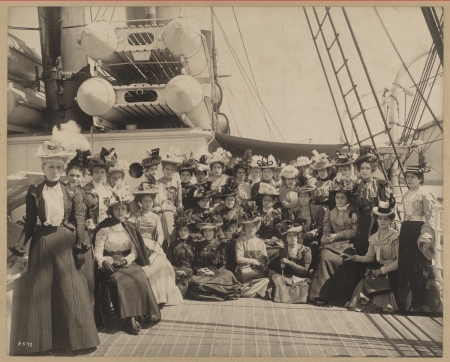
[397,187,442,313]
[311,176,333,209]
[251,180,277,208]
[187,238,241,301]
[181,181,197,210]
[271,244,312,304]
[10,181,99,355]
[219,205,244,273]
[258,208,282,240]
[94,218,161,321]
[166,237,197,297]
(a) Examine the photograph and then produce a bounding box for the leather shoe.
[126,317,140,335]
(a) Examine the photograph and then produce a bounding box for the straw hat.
[280,165,299,179]
[132,180,160,196]
[256,154,277,169]
[206,148,232,167]
[104,183,135,208]
[295,156,312,167]
[161,146,184,165]
[233,149,253,174]
[258,182,279,196]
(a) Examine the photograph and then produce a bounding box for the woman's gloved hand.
[102,260,116,274]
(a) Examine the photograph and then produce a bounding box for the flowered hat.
[88,147,116,170]
[373,193,396,217]
[295,182,316,194]
[403,140,431,174]
[295,156,312,167]
[256,154,277,169]
[354,145,379,168]
[329,174,356,195]
[220,177,239,197]
[310,150,332,170]
[193,209,223,230]
[132,178,160,196]
[275,159,287,170]
[207,148,232,167]
[104,183,135,208]
[178,154,198,174]
[161,146,184,165]
[239,201,262,224]
[250,154,263,169]
[233,149,252,174]
[109,158,130,173]
[276,220,303,235]
[193,182,215,199]
[129,148,161,179]
[196,154,210,173]
[67,149,91,171]
[332,149,357,166]
[280,165,299,179]
[36,121,90,166]
[174,208,196,228]
[258,182,279,196]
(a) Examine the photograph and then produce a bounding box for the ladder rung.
[328,34,339,50]
[350,110,363,120]
[343,85,357,97]
[335,60,348,74]
[313,10,330,39]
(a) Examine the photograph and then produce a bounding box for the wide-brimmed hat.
[276,220,303,235]
[310,150,332,170]
[109,159,130,173]
[239,201,262,225]
[178,154,198,174]
[104,183,134,208]
[258,182,279,196]
[250,155,263,169]
[295,183,317,194]
[195,154,210,173]
[332,150,356,166]
[256,155,277,169]
[207,148,232,167]
[220,178,239,197]
[67,149,91,171]
[275,160,287,170]
[129,148,161,179]
[329,174,356,195]
[161,146,184,165]
[174,208,196,228]
[233,149,253,174]
[132,180,160,196]
[88,147,116,170]
[354,145,379,167]
[295,156,312,167]
[403,142,431,174]
[280,165,299,179]
[193,183,215,199]
[36,121,90,166]
[373,193,396,216]
[193,210,223,229]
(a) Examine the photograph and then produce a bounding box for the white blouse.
[93,181,111,223]
[42,183,65,226]
[94,223,138,266]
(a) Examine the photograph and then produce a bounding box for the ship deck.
[59,298,442,358]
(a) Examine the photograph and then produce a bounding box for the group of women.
[7,123,442,355]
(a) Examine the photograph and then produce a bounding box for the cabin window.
[124,90,158,103]
[127,33,154,46]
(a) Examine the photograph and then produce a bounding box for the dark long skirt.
[15,226,99,355]
[271,274,310,304]
[354,208,378,279]
[80,234,95,308]
[106,265,161,320]
[187,268,241,301]
[397,221,442,313]
[309,241,359,306]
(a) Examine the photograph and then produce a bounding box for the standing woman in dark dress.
[353,146,391,279]
[396,156,442,313]
[251,154,277,208]
[94,184,161,334]
[178,155,197,211]
[233,150,253,206]
[7,123,99,355]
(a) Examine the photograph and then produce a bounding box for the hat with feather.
[196,154,210,173]
[178,153,198,174]
[276,219,303,235]
[161,146,184,165]
[332,149,357,166]
[132,175,159,196]
[233,149,253,174]
[404,140,431,174]
[258,182,279,196]
[239,201,262,224]
[192,209,223,230]
[104,183,134,208]
[207,148,232,168]
[257,154,277,169]
[220,177,239,197]
[373,193,396,216]
[129,148,161,179]
[354,145,379,168]
[329,173,356,198]
[88,147,116,170]
[67,149,91,171]
[193,182,215,199]
[174,208,196,228]
[310,150,332,170]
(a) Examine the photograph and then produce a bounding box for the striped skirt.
[15,225,99,355]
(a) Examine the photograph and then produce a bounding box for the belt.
[104,249,131,257]
[404,215,425,222]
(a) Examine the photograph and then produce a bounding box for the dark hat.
[239,201,262,225]
[88,147,116,169]
[354,145,379,167]
[174,208,196,228]
[129,148,161,179]
[193,182,215,199]
[276,220,303,235]
[178,154,198,174]
[329,174,356,195]
[233,149,253,174]
[192,209,223,229]
[373,193,396,216]
[132,179,159,196]
[332,150,356,166]
[220,177,239,197]
[67,149,91,170]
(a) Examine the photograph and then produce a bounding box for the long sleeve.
[304,205,325,241]
[72,188,86,249]
[321,209,332,243]
[354,243,376,263]
[286,248,312,275]
[155,216,164,246]
[94,228,109,266]
[335,212,358,240]
[381,238,399,274]
[220,243,227,269]
[235,238,256,266]
[123,238,138,265]
[251,182,259,201]
[421,189,437,241]
[175,182,183,209]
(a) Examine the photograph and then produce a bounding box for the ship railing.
[433,202,444,298]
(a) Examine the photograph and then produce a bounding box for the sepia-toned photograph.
[6,4,443,357]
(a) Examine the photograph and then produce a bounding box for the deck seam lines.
[155,304,185,356]
[169,300,194,357]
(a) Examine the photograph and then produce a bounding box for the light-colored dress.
[129,210,183,306]
[158,177,182,243]
[279,185,299,219]
[236,180,252,205]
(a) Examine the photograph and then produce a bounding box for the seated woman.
[292,183,326,272]
[257,183,283,242]
[187,211,241,301]
[309,175,358,306]
[344,197,399,313]
[271,220,312,304]
[278,165,299,219]
[94,185,160,335]
[166,209,198,297]
[129,181,183,307]
[235,202,271,298]
[310,150,334,209]
[218,178,244,272]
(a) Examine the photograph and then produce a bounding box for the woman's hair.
[107,203,131,217]
[405,171,425,185]
[374,213,396,221]
[281,175,298,183]
[355,160,378,173]
[178,224,194,233]
[107,170,125,182]
[312,167,332,178]
[210,162,224,170]
[66,164,86,176]
[161,161,177,171]
[89,164,109,175]
[200,228,217,237]
[134,193,156,204]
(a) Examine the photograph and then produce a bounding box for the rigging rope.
[221,79,242,137]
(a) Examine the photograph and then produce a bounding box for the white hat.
[280,165,299,179]
[206,148,232,167]
[258,182,279,196]
[109,159,130,173]
[161,146,184,165]
[295,156,312,167]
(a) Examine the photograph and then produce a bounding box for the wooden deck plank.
[212,301,234,357]
[157,301,193,357]
[196,302,220,357]
[168,300,197,357]
[328,308,365,357]
[314,308,351,357]
[263,299,284,357]
[252,298,271,357]
[183,302,212,357]
[303,304,337,356]
[90,318,125,357]
[230,298,245,357]
[369,314,418,357]
[179,300,206,357]
[130,303,177,357]
[409,315,443,342]
[284,304,310,357]
[271,302,297,357]
[242,298,257,357]
[293,303,324,357]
